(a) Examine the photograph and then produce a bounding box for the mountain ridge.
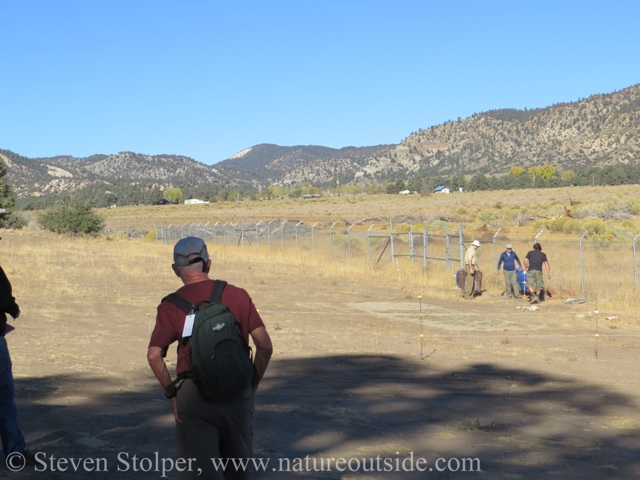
[3,82,640,200]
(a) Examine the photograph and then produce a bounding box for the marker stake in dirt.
[419,294,423,360]
[595,295,599,361]
[418,294,435,360]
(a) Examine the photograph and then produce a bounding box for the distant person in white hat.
[497,243,523,299]
[463,240,482,299]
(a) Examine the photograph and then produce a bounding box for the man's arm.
[250,326,273,392]
[544,260,551,279]
[147,346,182,424]
[523,258,529,272]
[0,267,20,318]
[514,253,522,268]
[497,253,503,273]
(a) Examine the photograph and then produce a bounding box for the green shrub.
[478,209,498,223]
[395,223,411,233]
[562,218,583,234]
[630,201,640,215]
[369,236,385,246]
[331,234,346,245]
[503,208,521,222]
[532,220,546,231]
[582,217,607,235]
[548,217,570,232]
[38,201,105,235]
[2,212,28,229]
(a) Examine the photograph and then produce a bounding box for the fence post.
[535,228,545,242]
[311,222,319,250]
[330,222,337,260]
[212,221,219,244]
[445,224,450,270]
[409,223,414,263]
[493,227,502,270]
[579,229,589,297]
[222,222,228,246]
[367,224,375,268]
[230,222,237,246]
[181,224,185,239]
[295,221,302,252]
[423,228,428,267]
[634,233,640,296]
[390,219,395,263]
[255,221,261,246]
[267,219,275,248]
[162,226,165,244]
[280,220,287,250]
[347,225,354,259]
[459,223,465,269]
[189,223,194,236]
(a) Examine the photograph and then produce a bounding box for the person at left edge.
[0,258,36,467]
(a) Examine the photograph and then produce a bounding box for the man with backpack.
[148,237,273,479]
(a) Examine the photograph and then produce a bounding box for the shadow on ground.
[5,356,640,479]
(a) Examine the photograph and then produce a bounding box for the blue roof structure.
[434,185,448,191]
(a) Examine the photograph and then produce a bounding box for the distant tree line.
[11,161,640,211]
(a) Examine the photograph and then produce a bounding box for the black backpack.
[163,280,254,401]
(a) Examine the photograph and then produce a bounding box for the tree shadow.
[7,355,640,479]
[254,355,640,479]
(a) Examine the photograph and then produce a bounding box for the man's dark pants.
[0,337,26,457]
[176,379,254,480]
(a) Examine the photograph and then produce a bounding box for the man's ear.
[172,264,180,277]
[205,259,212,274]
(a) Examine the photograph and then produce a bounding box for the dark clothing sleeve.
[0,267,20,335]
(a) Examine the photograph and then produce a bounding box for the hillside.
[2,82,640,203]
[401,84,640,176]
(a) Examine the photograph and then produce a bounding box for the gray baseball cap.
[506,243,513,249]
[173,237,209,267]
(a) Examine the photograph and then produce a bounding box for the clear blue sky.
[1,1,639,164]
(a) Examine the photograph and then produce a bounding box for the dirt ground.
[2,231,640,479]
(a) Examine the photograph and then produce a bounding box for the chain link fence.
[153,220,640,304]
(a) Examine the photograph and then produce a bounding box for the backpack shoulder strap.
[162,293,194,314]
[209,280,228,304]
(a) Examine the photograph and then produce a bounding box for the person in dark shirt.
[0,264,36,468]
[523,243,551,304]
[497,243,523,299]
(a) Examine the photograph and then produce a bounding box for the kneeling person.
[148,237,273,479]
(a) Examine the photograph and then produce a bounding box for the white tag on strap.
[182,314,196,338]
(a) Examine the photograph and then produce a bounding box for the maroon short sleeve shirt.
[149,279,265,374]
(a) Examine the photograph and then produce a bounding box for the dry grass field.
[85,184,640,313]
[2,219,640,478]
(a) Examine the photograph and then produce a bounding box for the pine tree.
[0,157,16,222]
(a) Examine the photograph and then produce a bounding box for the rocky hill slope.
[3,83,640,198]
